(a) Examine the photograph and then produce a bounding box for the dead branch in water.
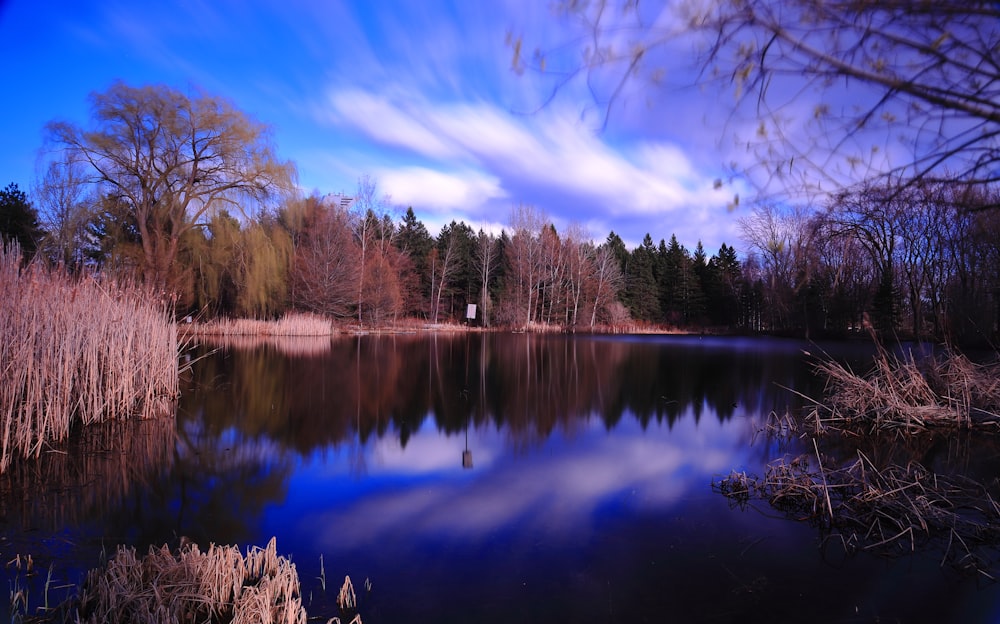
[714,451,1000,578]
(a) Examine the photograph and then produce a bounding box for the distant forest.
[3,175,1000,344]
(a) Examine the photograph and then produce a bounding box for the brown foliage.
[291,203,359,318]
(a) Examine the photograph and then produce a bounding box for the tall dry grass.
[75,538,307,624]
[0,244,177,472]
[806,343,1000,435]
[181,312,333,337]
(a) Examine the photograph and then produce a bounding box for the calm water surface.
[3,334,999,623]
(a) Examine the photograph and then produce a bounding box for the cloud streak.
[320,84,743,248]
[2,0,751,254]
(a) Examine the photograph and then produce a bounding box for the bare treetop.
[47,82,296,291]
[518,0,1000,200]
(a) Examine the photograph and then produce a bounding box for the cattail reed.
[0,244,177,472]
[181,312,334,337]
[75,538,308,624]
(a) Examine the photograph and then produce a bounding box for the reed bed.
[715,451,1000,578]
[72,538,307,624]
[182,313,334,337]
[806,344,1000,436]
[0,244,177,473]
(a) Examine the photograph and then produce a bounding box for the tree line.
[2,81,999,341]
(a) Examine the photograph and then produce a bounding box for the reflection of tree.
[183,335,849,454]
[142,417,292,548]
[0,416,175,532]
[1,399,292,607]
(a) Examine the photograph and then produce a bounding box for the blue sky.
[0,0,751,253]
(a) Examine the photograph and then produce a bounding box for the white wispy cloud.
[375,166,506,215]
[319,84,741,248]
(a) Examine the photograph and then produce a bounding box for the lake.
[3,333,999,622]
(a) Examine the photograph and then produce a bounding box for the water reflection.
[0,416,175,533]
[5,334,998,623]
[190,334,333,356]
[180,334,828,454]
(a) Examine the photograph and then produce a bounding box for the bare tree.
[505,204,547,329]
[351,175,397,327]
[538,224,565,325]
[588,243,625,329]
[519,1,1000,199]
[47,82,295,294]
[473,229,499,327]
[562,224,589,328]
[32,159,93,269]
[430,223,462,324]
[739,204,814,329]
[292,202,359,318]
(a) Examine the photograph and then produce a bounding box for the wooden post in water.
[462,425,473,469]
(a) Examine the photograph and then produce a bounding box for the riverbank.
[178,313,703,337]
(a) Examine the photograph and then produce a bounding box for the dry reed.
[0,244,177,473]
[72,537,307,624]
[181,313,334,337]
[805,343,1000,436]
[714,451,1000,578]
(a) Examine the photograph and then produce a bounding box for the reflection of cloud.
[370,422,499,474]
[299,412,750,551]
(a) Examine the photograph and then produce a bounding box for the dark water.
[3,334,1000,623]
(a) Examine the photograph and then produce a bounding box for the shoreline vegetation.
[19,538,365,624]
[0,244,177,473]
[716,337,1000,578]
[179,313,702,338]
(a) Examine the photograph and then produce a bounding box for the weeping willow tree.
[237,219,293,318]
[47,82,296,296]
[182,211,292,318]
